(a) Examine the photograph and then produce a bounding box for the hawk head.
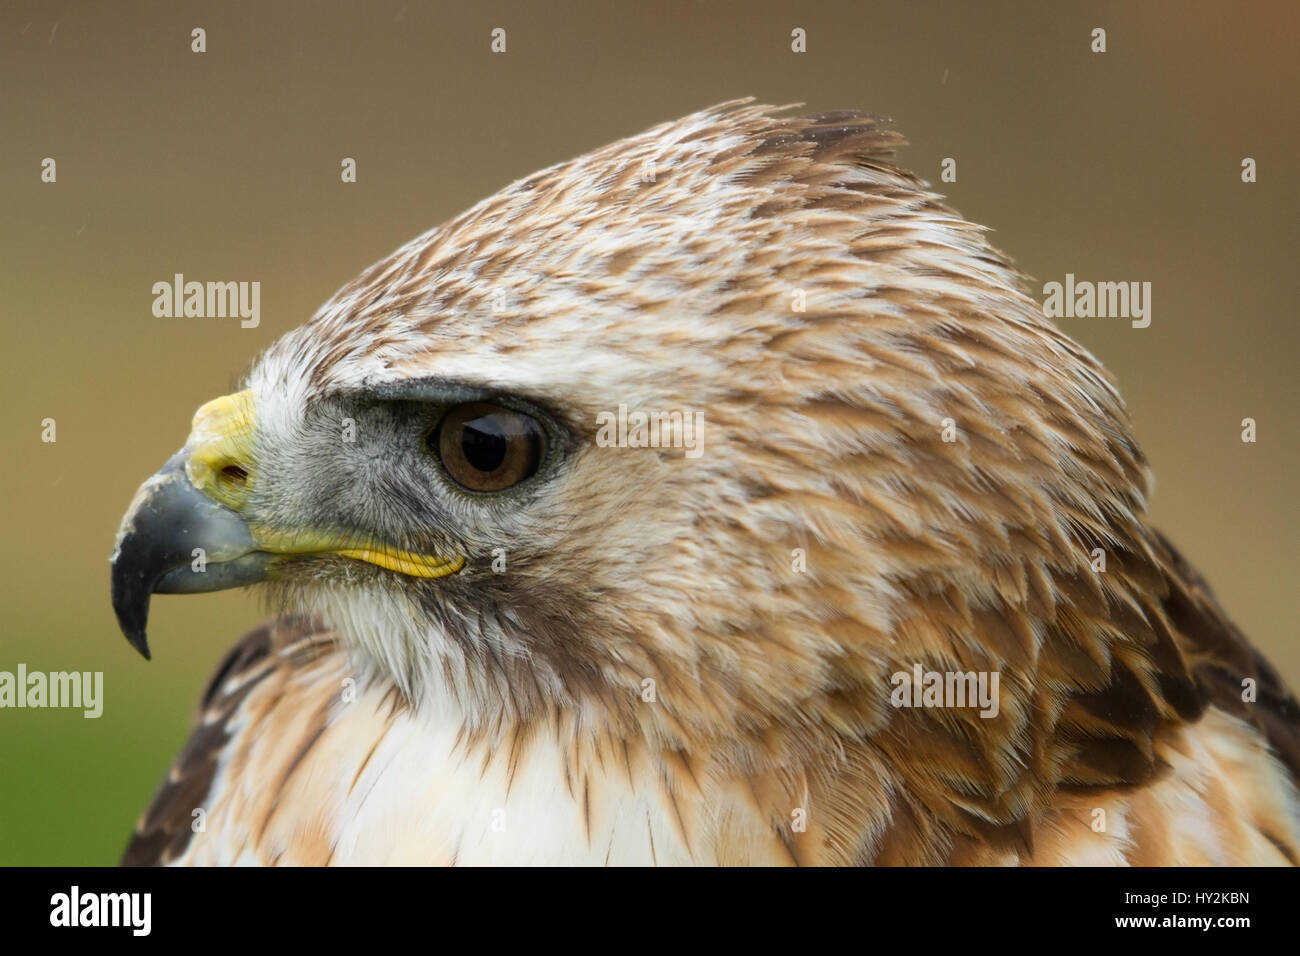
[111,101,1151,755]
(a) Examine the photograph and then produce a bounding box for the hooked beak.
[109,451,269,659]
[109,389,464,660]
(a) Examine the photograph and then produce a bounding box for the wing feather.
[121,615,337,866]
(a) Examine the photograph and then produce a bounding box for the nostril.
[220,465,249,487]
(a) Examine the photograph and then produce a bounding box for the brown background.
[1,0,1295,863]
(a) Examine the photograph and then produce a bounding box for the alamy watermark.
[50,886,150,936]
[1042,274,1151,328]
[0,665,103,718]
[890,663,1000,718]
[152,273,260,328]
[595,403,704,458]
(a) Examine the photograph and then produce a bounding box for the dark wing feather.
[120,615,336,866]
[861,526,1300,863]
[1151,529,1300,780]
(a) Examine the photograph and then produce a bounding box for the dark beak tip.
[111,554,156,661]
[114,601,154,661]
[129,634,152,661]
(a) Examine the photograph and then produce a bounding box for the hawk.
[110,101,1300,865]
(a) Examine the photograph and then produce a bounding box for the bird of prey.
[110,101,1300,866]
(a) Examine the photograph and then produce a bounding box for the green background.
[1,0,1296,864]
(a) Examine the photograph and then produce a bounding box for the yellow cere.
[185,389,258,510]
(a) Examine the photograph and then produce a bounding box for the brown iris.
[432,402,546,492]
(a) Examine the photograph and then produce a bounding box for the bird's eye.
[431,402,546,492]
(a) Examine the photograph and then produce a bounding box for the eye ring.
[431,402,547,493]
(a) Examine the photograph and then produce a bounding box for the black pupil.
[461,416,508,472]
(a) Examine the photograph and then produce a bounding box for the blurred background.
[1,0,1295,864]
